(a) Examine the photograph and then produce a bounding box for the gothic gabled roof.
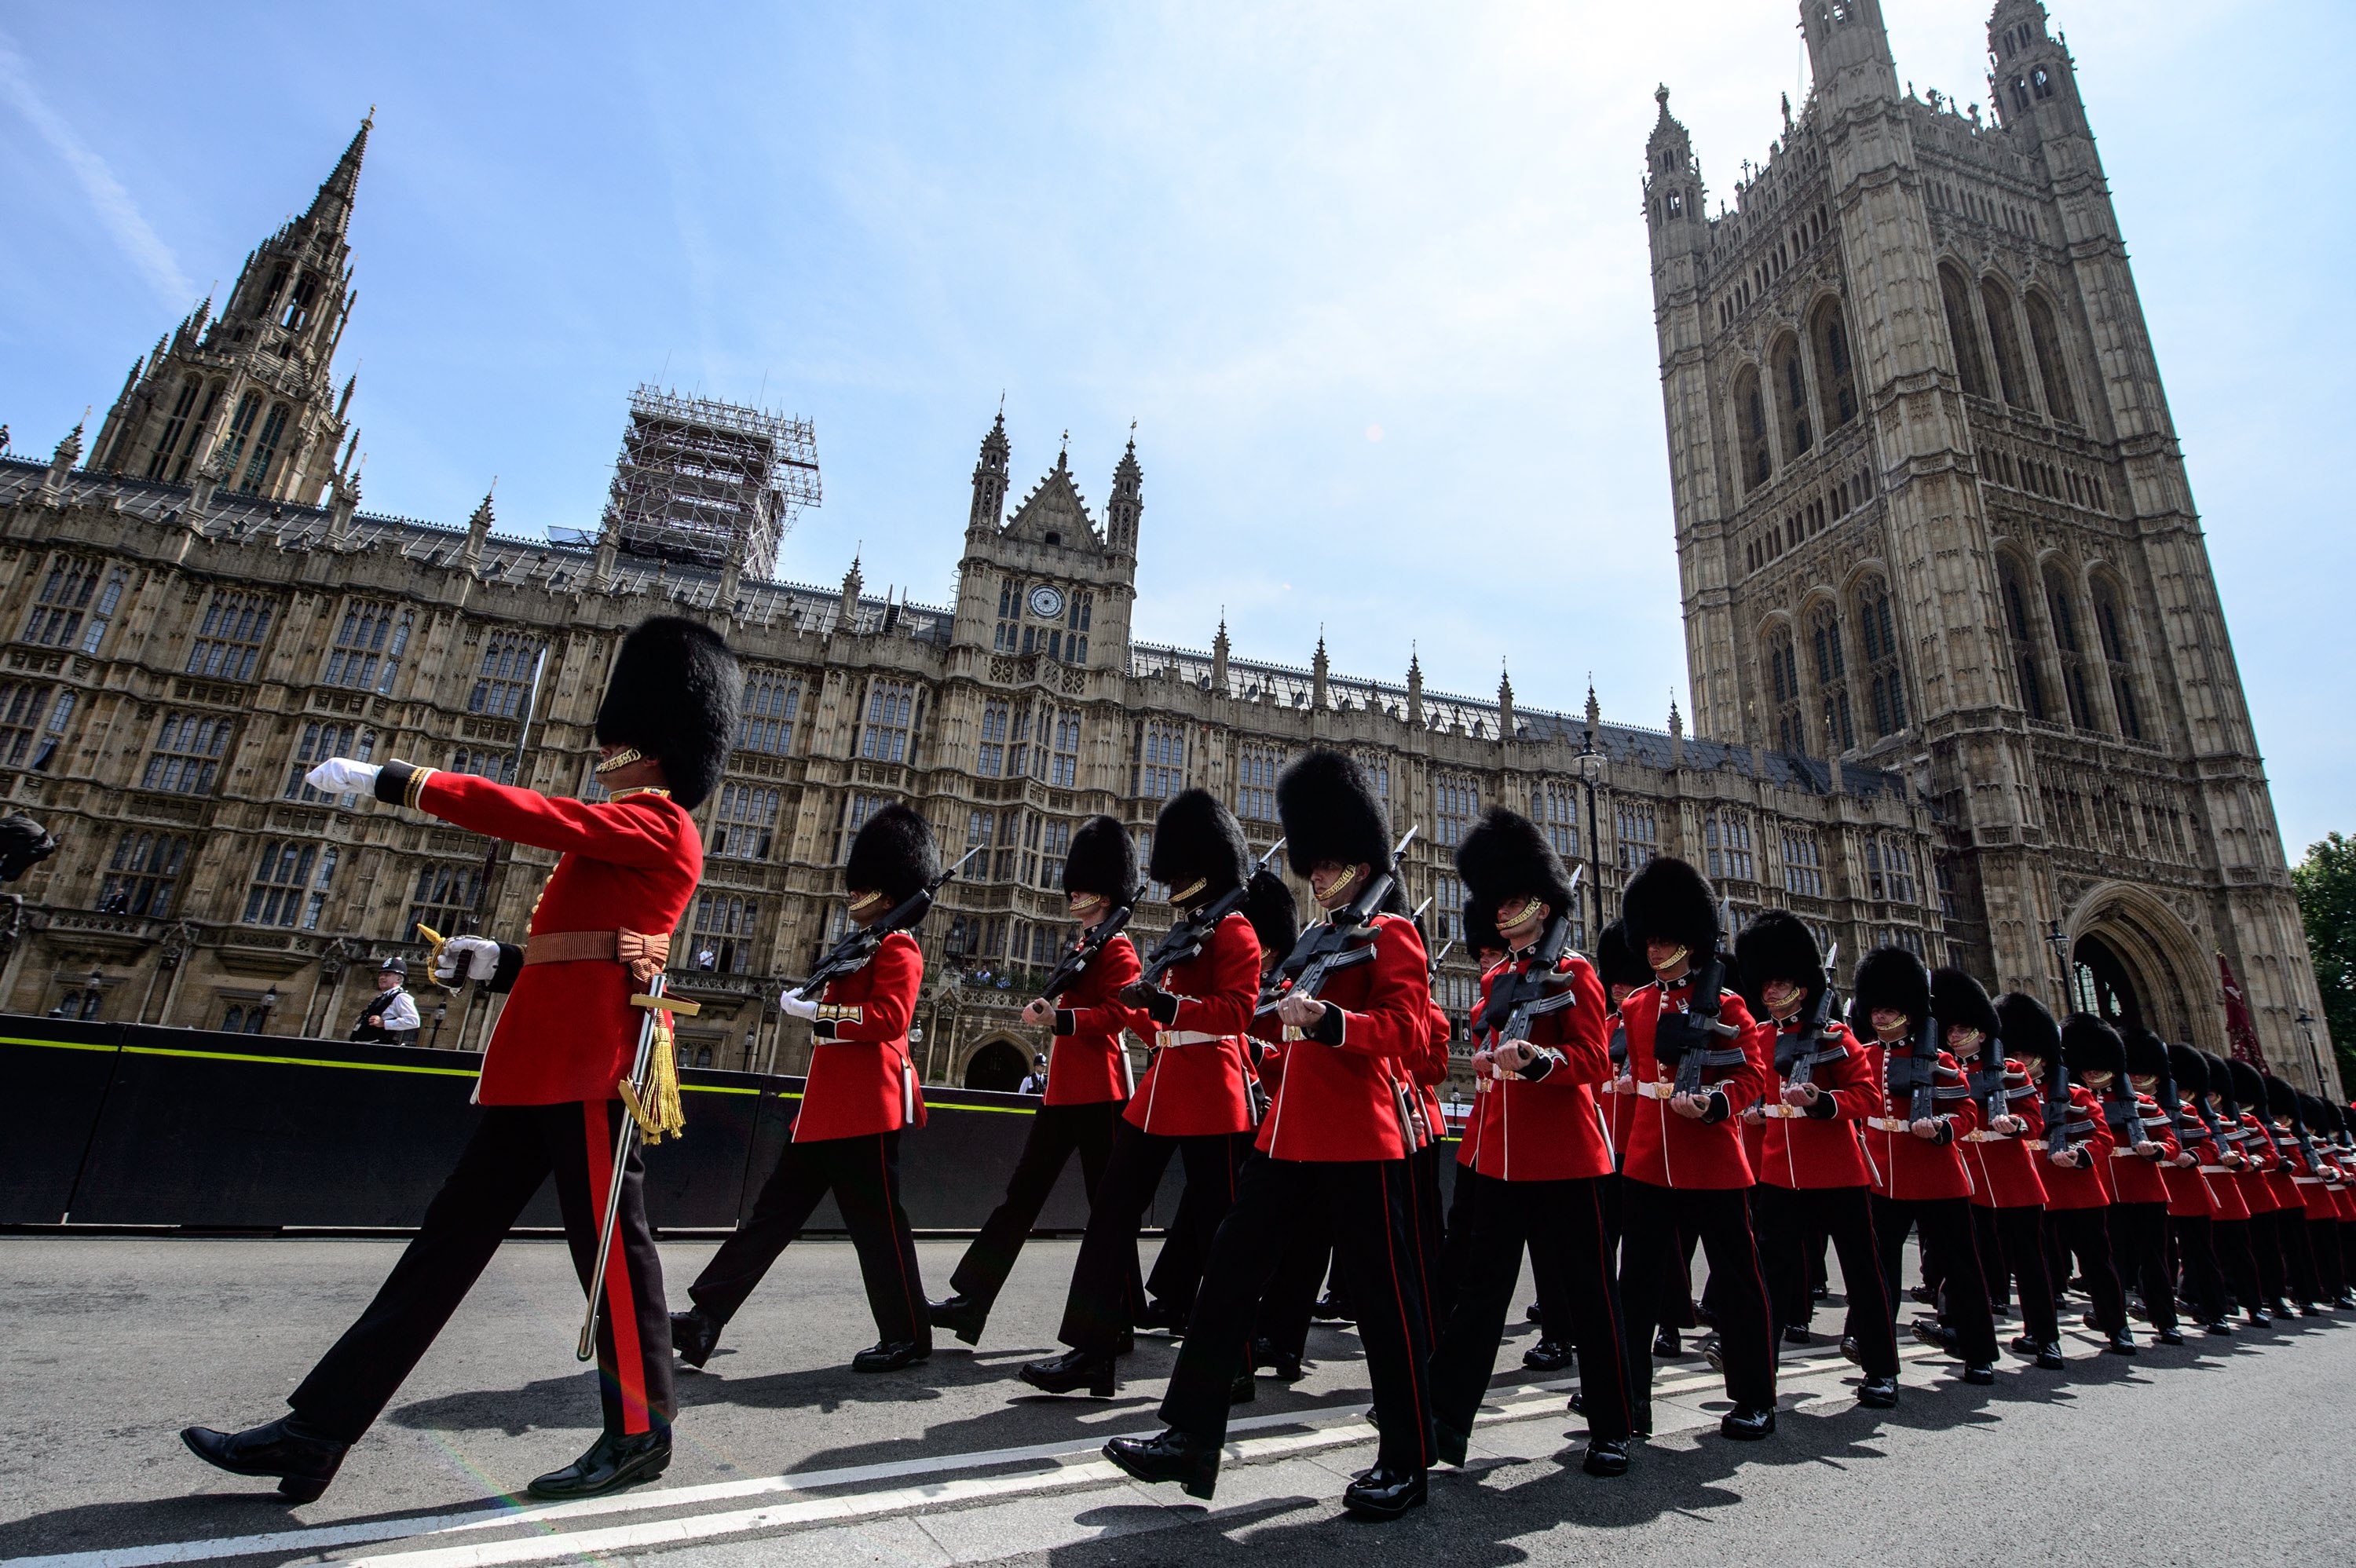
[1001,450,1100,546]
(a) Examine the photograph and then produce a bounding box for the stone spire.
[968,407,1010,535]
[1498,662,1516,738]
[326,465,361,546]
[1585,679,1602,736]
[307,111,372,239]
[838,554,864,629]
[460,486,494,567]
[1312,630,1330,709]
[1105,424,1143,557]
[1211,613,1230,694]
[39,415,86,504]
[1406,646,1425,728]
[1668,694,1685,769]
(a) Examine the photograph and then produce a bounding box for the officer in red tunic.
[2197,1051,2272,1325]
[2114,1029,2187,1343]
[2157,1044,2236,1335]
[2262,1075,2329,1311]
[1612,856,1778,1441]
[1105,751,1435,1519]
[1973,993,2063,1366]
[931,816,1143,1347]
[672,804,939,1373]
[1019,788,1261,1396]
[1429,806,1632,1475]
[2044,1016,2137,1354]
[1734,910,1899,1409]
[181,616,735,1502]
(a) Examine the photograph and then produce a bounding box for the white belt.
[1866,1117,1911,1132]
[1762,1104,1803,1120]
[2293,1175,2328,1186]
[1637,1080,1675,1101]
[2198,1164,2234,1175]
[1963,1130,2010,1142]
[1153,1029,1226,1049]
[2108,1146,2153,1160]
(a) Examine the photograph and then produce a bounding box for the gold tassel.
[618,1009,688,1145]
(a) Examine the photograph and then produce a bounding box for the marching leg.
[2172,1213,2230,1330]
[1616,1178,1677,1435]
[1425,1170,1522,1458]
[1030,1121,1174,1388]
[941,1104,1085,1343]
[1917,1197,1997,1371]
[1822,1186,1900,1392]
[1527,1175,1632,1461]
[1997,1204,2063,1362]
[825,1131,931,1369]
[681,1136,833,1359]
[1322,1159,1433,1508]
[1692,1186,1776,1436]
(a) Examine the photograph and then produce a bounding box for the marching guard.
[672,803,940,1373]
[931,816,1144,1347]
[1429,806,1633,1474]
[180,615,736,1500]
[2112,1029,2186,1343]
[1972,994,2064,1366]
[1733,910,1899,1408]
[2043,1017,2136,1354]
[1103,751,1436,1518]
[2157,1044,2235,1336]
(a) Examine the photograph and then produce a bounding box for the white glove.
[306,757,381,795]
[778,988,820,1022]
[433,935,503,985]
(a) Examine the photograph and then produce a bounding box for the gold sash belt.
[525,927,671,985]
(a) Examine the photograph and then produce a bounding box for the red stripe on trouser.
[882,1139,921,1332]
[1589,1181,1632,1414]
[1373,1166,1430,1464]
[584,1102,653,1435]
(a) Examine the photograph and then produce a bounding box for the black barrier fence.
[5,1014,1241,1235]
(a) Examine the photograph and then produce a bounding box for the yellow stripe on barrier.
[121,1044,482,1078]
[0,1035,117,1053]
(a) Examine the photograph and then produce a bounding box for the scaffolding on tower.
[595,386,820,574]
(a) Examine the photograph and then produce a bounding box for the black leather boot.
[2102,1330,2138,1356]
[928,1294,988,1346]
[1652,1328,1681,1358]
[1581,1437,1630,1477]
[1312,1292,1354,1325]
[1342,1464,1427,1519]
[1961,1362,1996,1385]
[1522,1338,1573,1372]
[181,1417,348,1503]
[670,1307,720,1369]
[1720,1404,1776,1440]
[2153,1327,2186,1347]
[1912,1318,1959,1354]
[1524,1301,1545,1324]
[1020,1348,1115,1397]
[1133,1297,1187,1336]
[1228,1371,1256,1405]
[1103,1428,1219,1499]
[1857,1375,1899,1409]
[2203,1318,2233,1336]
[1252,1336,1304,1382]
[527,1428,671,1500]
[852,1340,931,1372]
[1433,1420,1470,1467]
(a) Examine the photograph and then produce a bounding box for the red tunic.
[408,773,702,1107]
[1860,1043,1980,1202]
[2234,1113,2285,1215]
[2198,1111,2253,1221]
[1114,912,1259,1138]
[796,930,927,1141]
[2103,1091,2179,1205]
[1408,1000,1451,1146]
[1597,1007,1635,1162]
[1046,934,1141,1105]
[1754,1020,1876,1191]
[2264,1128,2309,1212]
[2158,1113,2224,1219]
[2039,1084,2116,1211]
[1255,912,1431,1162]
[1454,952,1612,1181]
[1960,1060,2049,1210]
[1617,975,1770,1190]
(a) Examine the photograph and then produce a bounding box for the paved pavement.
[5,1234,2354,1567]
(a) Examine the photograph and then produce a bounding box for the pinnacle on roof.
[305,111,372,237]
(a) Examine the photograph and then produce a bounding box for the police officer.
[349,958,421,1045]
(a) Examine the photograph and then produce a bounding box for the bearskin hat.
[844,803,939,908]
[1853,946,1931,1026]
[2062,1014,2127,1076]
[1278,747,1392,873]
[2166,1042,2209,1096]
[1595,918,1652,996]
[1995,992,2062,1066]
[1734,909,1824,1021]
[1930,967,2001,1044]
[2224,1050,2262,1111]
[1242,867,1299,967]
[1148,788,1247,904]
[2295,1091,2330,1134]
[2121,1025,2170,1080]
[1463,896,1505,960]
[1620,855,1718,960]
[0,811,57,883]
[2309,1097,2347,1135]
[594,616,738,810]
[1063,815,1137,905]
[2262,1073,2296,1120]
[1456,806,1577,927]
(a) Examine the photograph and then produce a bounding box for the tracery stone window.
[1938,265,1988,398]
[1810,298,1858,429]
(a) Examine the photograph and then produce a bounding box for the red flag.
[2219,952,2267,1069]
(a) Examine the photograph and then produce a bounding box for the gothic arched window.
[145,376,205,481]
[1980,280,2032,411]
[2091,575,2145,740]
[2024,292,2080,426]
[1937,265,1988,398]
[1765,625,1805,753]
[2043,565,2096,729]
[1854,576,1908,738]
[1809,603,1854,751]
[1809,298,1858,429]
[1997,554,2050,720]
[1736,366,1772,492]
[1774,336,1813,459]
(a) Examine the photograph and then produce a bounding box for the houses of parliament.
[0,0,2334,1098]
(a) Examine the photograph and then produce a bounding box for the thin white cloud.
[0,29,191,308]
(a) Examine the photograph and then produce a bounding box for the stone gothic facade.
[1643,0,2335,1089]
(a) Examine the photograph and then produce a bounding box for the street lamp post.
[258,985,280,1035]
[2295,1006,2326,1095]
[430,1003,448,1051]
[2043,919,2076,1014]
[1575,728,1607,944]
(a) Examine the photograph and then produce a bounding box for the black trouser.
[2211,1216,2268,1316]
[1756,1183,1897,1376]
[1407,1142,1447,1335]
[2046,1207,2127,1334]
[2276,1205,2325,1306]
[949,1100,1137,1316]
[291,1101,673,1444]
[2111,1201,2178,1332]
[1162,1153,1432,1472]
[1432,1171,1630,1442]
[1061,1122,1242,1354]
[2169,1213,2230,1324]
[1253,1209,1333,1361]
[690,1130,927,1347]
[2247,1205,2289,1306]
[1619,1179,1772,1425]
[1871,1193,1997,1363]
[1973,1204,2058,1345]
[2315,1217,2348,1300]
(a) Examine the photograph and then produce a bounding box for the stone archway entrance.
[964,1038,1029,1092]
[2062,883,2206,1049]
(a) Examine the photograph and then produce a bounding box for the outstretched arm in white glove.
[305,757,381,796]
[432,934,505,985]
[777,988,820,1022]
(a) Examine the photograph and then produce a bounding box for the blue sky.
[1,2,2348,857]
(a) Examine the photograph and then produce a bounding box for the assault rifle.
[1969,1031,2017,1135]
[1136,838,1287,988]
[1772,940,1841,1088]
[1652,947,1746,1098]
[1884,1011,1944,1125]
[1470,865,1585,1049]
[1255,828,1418,1015]
[2043,1055,2079,1160]
[1037,901,1134,1003]
[795,842,983,997]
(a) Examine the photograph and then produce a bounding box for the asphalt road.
[5,1233,2352,1568]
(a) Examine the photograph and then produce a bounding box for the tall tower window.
[2042,565,2096,728]
[142,713,232,795]
[977,701,1010,777]
[1780,829,1825,897]
[1809,299,1858,428]
[1979,281,2032,411]
[1765,627,1805,752]
[1534,780,1579,857]
[237,402,290,493]
[2024,293,2080,426]
[1855,578,1908,738]
[690,893,760,973]
[280,272,320,331]
[2091,577,2145,741]
[1238,745,1285,823]
[1615,802,1658,870]
[710,782,781,861]
[324,605,411,693]
[1810,605,1854,751]
[102,832,190,918]
[858,679,916,763]
[1048,709,1081,788]
[187,590,276,682]
[21,556,104,649]
[737,672,801,755]
[1775,337,1813,458]
[218,392,265,478]
[1433,773,1480,849]
[1133,722,1183,798]
[1736,366,1772,492]
[468,634,544,718]
[1937,265,1989,398]
[145,377,204,480]
[1998,557,2050,720]
[243,841,337,930]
